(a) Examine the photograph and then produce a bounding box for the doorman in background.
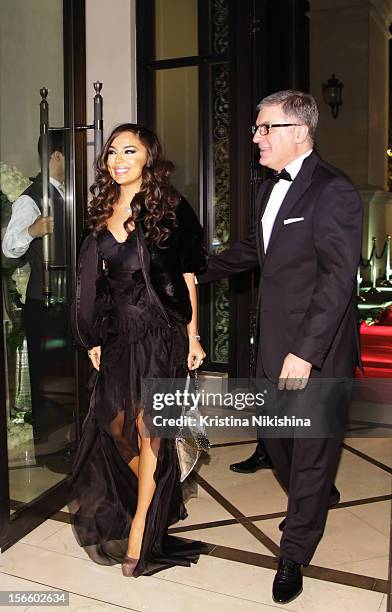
[2,132,71,455]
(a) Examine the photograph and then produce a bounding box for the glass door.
[0,0,84,549]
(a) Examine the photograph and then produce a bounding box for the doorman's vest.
[23,174,66,301]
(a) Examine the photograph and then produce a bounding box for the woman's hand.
[187,337,206,371]
[87,346,101,371]
[183,272,204,370]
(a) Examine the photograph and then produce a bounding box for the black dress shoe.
[272,557,303,604]
[278,485,341,531]
[230,449,273,473]
[329,484,341,506]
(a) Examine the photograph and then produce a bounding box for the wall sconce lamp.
[322,74,344,118]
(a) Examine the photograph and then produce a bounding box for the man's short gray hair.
[257,90,319,142]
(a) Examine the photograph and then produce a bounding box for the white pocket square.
[283,217,304,225]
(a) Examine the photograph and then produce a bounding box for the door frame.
[0,0,86,552]
[136,0,256,376]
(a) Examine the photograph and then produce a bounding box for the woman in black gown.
[69,123,207,577]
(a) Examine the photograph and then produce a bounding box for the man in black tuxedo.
[199,90,362,603]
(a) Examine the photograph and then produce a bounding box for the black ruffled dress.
[69,214,207,577]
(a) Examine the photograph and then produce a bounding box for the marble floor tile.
[378,595,387,612]
[0,572,138,612]
[20,519,65,547]
[346,501,391,537]
[172,485,234,527]
[335,449,391,501]
[196,441,391,513]
[199,473,287,517]
[2,435,390,612]
[196,445,287,516]
[78,589,287,612]
[26,598,138,612]
[333,556,389,581]
[191,443,391,519]
[344,438,392,468]
[255,507,389,576]
[1,530,387,612]
[160,554,385,612]
[174,521,271,555]
[0,573,43,612]
[253,517,281,546]
[31,523,90,561]
[305,508,389,570]
[0,541,275,612]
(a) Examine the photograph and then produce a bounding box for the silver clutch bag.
[176,370,210,482]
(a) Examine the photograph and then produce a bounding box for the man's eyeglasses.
[251,123,303,136]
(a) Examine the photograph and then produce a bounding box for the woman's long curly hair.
[89,123,180,246]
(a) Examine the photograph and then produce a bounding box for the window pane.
[155,67,199,212]
[155,0,198,60]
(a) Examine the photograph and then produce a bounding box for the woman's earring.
[111,179,114,185]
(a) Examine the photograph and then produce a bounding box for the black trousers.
[264,436,343,565]
[23,297,70,444]
[257,365,349,566]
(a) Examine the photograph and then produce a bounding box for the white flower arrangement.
[0,162,32,202]
[7,420,34,451]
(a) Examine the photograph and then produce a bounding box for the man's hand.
[28,215,54,238]
[87,346,101,371]
[278,353,312,391]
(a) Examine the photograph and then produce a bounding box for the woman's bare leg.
[128,455,139,477]
[128,427,141,476]
[126,415,160,558]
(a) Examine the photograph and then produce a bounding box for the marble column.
[309,0,392,266]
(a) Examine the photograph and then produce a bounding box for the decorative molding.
[369,4,392,34]
[212,280,229,363]
[212,0,229,55]
[212,63,230,252]
[359,188,392,205]
[370,0,392,28]
[211,62,230,364]
[309,0,392,30]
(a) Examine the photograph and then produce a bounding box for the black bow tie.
[272,168,292,183]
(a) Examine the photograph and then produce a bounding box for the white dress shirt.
[261,149,313,252]
[2,177,64,259]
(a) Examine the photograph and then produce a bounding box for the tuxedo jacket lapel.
[265,151,319,255]
[256,179,275,262]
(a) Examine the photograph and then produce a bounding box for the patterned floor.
[0,432,390,611]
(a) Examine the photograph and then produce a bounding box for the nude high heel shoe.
[121,555,139,577]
